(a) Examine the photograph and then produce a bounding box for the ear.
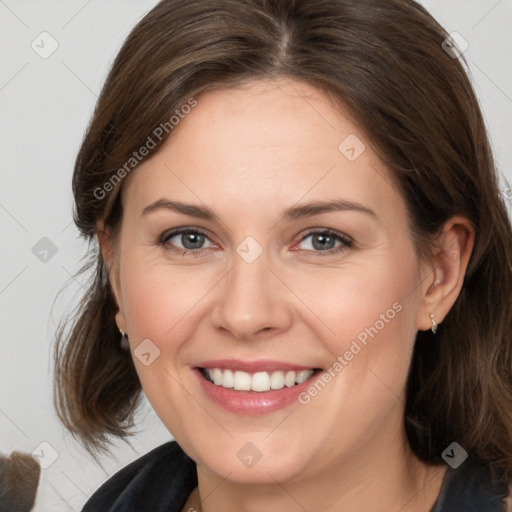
[96,221,127,333]
[416,215,475,332]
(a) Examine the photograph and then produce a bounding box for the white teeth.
[284,370,296,387]
[221,369,234,388]
[204,368,315,392]
[251,372,270,392]
[270,371,285,390]
[296,370,312,384]
[213,368,223,386]
[233,371,251,391]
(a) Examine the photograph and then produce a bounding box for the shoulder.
[81,441,197,512]
[432,456,512,512]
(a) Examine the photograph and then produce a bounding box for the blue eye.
[158,227,353,256]
[296,230,353,254]
[159,227,214,255]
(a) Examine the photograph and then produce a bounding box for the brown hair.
[0,452,40,512]
[54,0,512,483]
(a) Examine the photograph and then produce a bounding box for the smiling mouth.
[198,367,322,392]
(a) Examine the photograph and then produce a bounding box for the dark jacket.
[81,441,510,511]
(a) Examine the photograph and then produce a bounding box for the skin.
[99,78,474,512]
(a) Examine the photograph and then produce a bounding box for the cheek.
[293,259,419,354]
[289,253,420,457]
[295,249,421,397]
[119,249,213,345]
[117,252,212,428]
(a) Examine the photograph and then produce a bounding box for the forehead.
[122,79,405,225]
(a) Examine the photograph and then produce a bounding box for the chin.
[189,436,312,485]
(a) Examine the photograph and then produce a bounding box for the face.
[110,78,431,485]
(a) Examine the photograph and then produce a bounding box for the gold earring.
[430,313,438,334]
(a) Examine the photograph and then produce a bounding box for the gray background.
[1,1,511,510]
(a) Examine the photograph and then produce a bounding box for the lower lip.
[193,368,320,415]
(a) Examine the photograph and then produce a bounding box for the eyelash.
[158,227,353,257]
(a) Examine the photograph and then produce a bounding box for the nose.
[210,250,293,341]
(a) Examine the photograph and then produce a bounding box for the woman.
[54,0,512,510]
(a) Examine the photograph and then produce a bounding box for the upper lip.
[194,359,321,373]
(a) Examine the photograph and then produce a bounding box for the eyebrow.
[140,198,377,222]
